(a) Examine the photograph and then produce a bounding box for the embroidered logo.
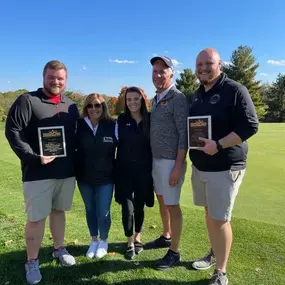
[126,123,131,126]
[103,137,113,143]
[209,94,220,104]
[160,100,168,105]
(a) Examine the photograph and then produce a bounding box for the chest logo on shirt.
[126,123,131,127]
[209,94,220,104]
[160,100,168,105]
[103,137,113,143]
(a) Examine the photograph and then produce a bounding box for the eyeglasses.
[86,103,102,109]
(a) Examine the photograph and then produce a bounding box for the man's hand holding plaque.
[197,138,219,156]
[40,155,56,165]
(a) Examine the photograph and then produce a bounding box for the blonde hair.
[82,93,112,121]
[43,60,67,77]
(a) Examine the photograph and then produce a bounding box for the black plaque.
[38,126,66,157]
[187,116,212,149]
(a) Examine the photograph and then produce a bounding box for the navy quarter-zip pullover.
[189,73,259,171]
[5,88,79,181]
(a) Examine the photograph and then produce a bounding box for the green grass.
[181,123,285,226]
[0,122,284,284]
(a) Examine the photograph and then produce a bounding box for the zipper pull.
[56,104,60,118]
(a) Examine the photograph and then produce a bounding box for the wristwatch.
[216,140,223,151]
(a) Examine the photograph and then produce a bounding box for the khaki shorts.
[191,165,245,221]
[152,158,187,205]
[23,177,76,222]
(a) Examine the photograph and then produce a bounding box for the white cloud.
[171,59,182,66]
[174,70,182,75]
[164,50,169,54]
[82,65,87,70]
[152,53,158,57]
[223,61,232,66]
[267,60,285,66]
[7,80,11,83]
[109,59,136,64]
[259,73,268,76]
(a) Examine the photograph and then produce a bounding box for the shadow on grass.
[114,280,209,285]
[0,245,208,285]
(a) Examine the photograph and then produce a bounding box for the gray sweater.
[150,86,188,160]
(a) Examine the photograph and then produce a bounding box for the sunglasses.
[86,103,102,109]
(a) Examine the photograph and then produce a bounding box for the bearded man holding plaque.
[188,48,259,285]
[5,60,79,284]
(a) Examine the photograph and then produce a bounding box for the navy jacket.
[75,118,116,186]
[115,113,154,207]
[5,89,79,181]
[189,73,259,171]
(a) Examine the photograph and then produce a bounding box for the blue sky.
[0,0,285,98]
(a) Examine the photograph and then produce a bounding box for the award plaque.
[187,116,212,149]
[38,126,66,157]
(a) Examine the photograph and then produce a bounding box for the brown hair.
[43,60,68,77]
[124,86,150,138]
[82,93,113,121]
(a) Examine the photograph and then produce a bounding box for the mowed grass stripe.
[0,122,285,284]
[1,123,285,226]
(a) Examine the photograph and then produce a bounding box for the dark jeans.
[121,191,145,237]
[77,181,113,240]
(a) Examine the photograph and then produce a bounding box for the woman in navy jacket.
[115,86,154,260]
[75,93,116,259]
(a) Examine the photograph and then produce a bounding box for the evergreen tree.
[264,73,285,122]
[175,69,199,104]
[222,45,267,119]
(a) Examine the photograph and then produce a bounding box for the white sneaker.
[86,241,99,259]
[95,240,108,259]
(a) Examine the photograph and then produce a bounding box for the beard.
[197,70,221,86]
[44,83,64,96]
[198,78,212,85]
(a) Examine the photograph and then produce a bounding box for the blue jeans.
[77,181,113,240]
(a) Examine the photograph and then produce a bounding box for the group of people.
[5,48,259,285]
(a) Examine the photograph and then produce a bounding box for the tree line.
[176,45,285,122]
[1,45,284,122]
[0,86,152,122]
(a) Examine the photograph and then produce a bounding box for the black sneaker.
[124,246,135,260]
[209,269,228,285]
[134,241,143,254]
[144,235,171,249]
[155,249,180,270]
